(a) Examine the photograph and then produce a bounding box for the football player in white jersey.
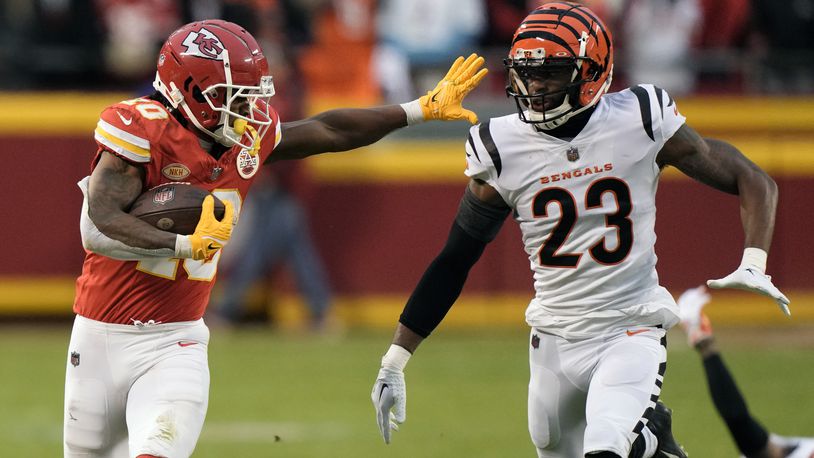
[678,287,813,458]
[370,2,790,458]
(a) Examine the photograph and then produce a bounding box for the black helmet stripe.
[511,31,577,57]
[567,6,612,52]
[531,7,592,32]
[519,20,595,41]
[532,5,612,54]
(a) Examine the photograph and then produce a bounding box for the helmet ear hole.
[191,85,206,104]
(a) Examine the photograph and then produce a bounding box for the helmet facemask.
[505,35,607,130]
[200,72,276,151]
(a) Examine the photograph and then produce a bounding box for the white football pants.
[64,315,210,458]
[527,326,667,457]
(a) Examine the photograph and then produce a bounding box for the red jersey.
[74,97,281,324]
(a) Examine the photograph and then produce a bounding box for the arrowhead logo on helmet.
[181,28,225,60]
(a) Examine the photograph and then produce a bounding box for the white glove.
[707,248,790,316]
[676,285,712,326]
[371,345,410,444]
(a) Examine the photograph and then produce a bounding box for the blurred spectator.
[482,0,532,47]
[697,0,750,48]
[750,0,814,93]
[215,166,334,329]
[12,0,105,89]
[212,0,334,330]
[690,0,751,93]
[95,0,181,83]
[297,0,379,110]
[619,0,701,95]
[372,0,486,102]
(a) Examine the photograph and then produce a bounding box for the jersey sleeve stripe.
[654,86,664,119]
[630,85,655,142]
[96,119,150,149]
[477,121,503,177]
[466,133,481,162]
[94,129,150,162]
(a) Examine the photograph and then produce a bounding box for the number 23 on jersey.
[534,177,633,268]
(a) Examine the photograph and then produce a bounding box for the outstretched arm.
[371,179,510,444]
[656,125,789,315]
[676,287,781,458]
[269,54,487,162]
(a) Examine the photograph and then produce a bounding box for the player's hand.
[189,196,235,261]
[677,285,711,316]
[371,366,406,444]
[418,53,488,124]
[707,267,790,316]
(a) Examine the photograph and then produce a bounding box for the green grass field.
[4,324,813,457]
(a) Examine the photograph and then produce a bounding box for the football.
[128,183,225,235]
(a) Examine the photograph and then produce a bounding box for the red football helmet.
[153,20,275,149]
[504,2,613,129]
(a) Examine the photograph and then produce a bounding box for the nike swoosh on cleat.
[626,329,649,337]
[178,341,198,347]
[658,452,683,458]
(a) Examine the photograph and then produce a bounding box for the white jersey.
[465,85,685,339]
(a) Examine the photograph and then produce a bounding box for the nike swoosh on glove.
[371,366,406,444]
[188,195,235,261]
[707,266,790,316]
[418,53,488,124]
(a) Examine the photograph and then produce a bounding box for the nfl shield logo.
[70,351,80,367]
[152,186,175,205]
[566,146,580,162]
[531,334,540,349]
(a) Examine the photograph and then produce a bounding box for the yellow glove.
[416,53,488,124]
[188,196,235,261]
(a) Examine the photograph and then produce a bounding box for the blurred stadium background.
[1,0,813,456]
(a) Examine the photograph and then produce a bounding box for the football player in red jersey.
[370,3,789,458]
[66,20,486,458]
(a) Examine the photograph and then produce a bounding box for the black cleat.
[649,401,688,458]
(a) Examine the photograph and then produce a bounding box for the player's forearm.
[312,105,408,152]
[704,138,778,251]
[398,222,487,337]
[89,208,178,250]
[736,163,778,251]
[391,323,425,353]
[271,106,408,161]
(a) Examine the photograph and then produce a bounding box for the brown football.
[129,183,225,235]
